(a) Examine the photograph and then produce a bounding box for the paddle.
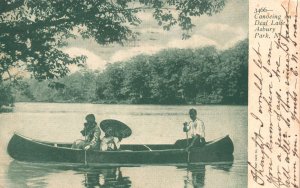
[184,123,190,164]
[84,130,88,166]
[186,132,190,164]
[186,132,189,147]
[84,150,87,166]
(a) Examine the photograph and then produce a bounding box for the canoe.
[7,133,234,165]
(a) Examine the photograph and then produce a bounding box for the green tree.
[219,39,248,104]
[149,49,192,104]
[58,70,98,102]
[0,0,226,81]
[180,46,219,103]
[26,79,59,102]
[0,81,14,108]
[122,55,152,103]
[11,79,35,101]
[96,63,125,101]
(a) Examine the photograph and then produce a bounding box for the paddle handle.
[84,129,87,166]
[186,132,189,147]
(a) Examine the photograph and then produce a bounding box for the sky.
[65,0,248,71]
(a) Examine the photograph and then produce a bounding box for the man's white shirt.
[187,118,205,138]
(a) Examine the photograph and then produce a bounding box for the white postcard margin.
[248,0,300,187]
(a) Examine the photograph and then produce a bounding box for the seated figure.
[183,108,206,150]
[100,129,122,151]
[72,114,101,150]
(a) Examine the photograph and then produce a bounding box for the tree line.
[8,39,248,105]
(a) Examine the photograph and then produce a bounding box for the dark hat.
[85,114,96,122]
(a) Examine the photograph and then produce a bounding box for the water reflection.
[83,167,131,188]
[7,161,131,188]
[211,162,233,172]
[179,162,233,188]
[183,165,206,188]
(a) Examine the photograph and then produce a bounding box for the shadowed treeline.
[7,39,248,106]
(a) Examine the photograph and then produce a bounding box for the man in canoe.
[72,114,101,150]
[183,108,205,150]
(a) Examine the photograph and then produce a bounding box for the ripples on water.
[0,103,247,188]
[5,161,245,188]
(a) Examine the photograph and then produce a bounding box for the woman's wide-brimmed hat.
[100,119,132,138]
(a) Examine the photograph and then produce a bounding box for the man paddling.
[183,108,205,150]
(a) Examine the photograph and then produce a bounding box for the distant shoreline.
[13,101,248,106]
[0,106,13,113]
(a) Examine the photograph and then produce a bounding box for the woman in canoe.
[100,128,122,151]
[183,108,206,150]
[72,114,101,150]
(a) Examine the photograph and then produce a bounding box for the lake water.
[0,103,247,187]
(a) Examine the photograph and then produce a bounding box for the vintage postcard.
[0,0,298,188]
